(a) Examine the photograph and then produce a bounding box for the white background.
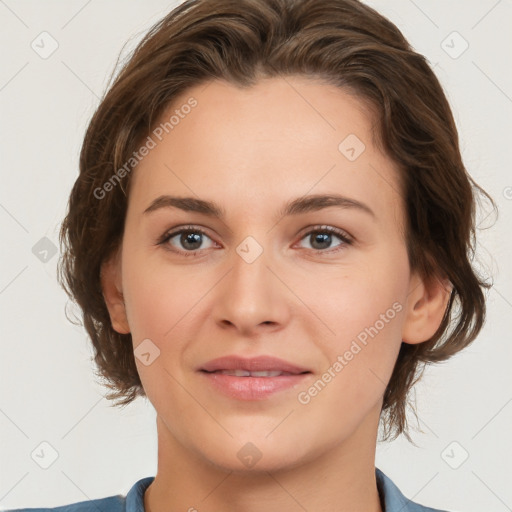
[0,0,511,510]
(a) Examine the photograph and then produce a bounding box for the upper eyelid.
[162,225,216,242]
[297,224,352,239]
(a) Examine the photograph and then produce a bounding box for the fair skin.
[101,76,449,512]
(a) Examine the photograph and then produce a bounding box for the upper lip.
[200,355,311,374]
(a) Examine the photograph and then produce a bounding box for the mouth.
[198,355,313,400]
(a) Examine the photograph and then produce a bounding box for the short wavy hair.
[57,0,494,441]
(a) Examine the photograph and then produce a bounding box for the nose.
[211,240,290,336]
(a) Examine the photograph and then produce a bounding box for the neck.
[144,405,383,512]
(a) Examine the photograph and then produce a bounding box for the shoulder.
[3,476,155,512]
[376,467,451,512]
[3,496,124,512]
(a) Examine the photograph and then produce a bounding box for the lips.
[199,355,311,375]
[198,355,312,400]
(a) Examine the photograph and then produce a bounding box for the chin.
[193,430,313,475]
[206,448,307,475]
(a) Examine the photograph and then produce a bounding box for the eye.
[296,225,352,253]
[157,224,353,258]
[158,226,216,256]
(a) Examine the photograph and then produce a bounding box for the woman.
[7,0,493,510]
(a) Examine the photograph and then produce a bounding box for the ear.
[100,248,130,334]
[401,272,452,344]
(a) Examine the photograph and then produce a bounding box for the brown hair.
[57,0,494,441]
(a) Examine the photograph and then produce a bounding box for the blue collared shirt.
[5,468,449,511]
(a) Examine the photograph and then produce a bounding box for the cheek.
[303,252,408,345]
[296,250,408,404]
[121,247,207,340]
[121,253,202,408]
[121,251,221,390]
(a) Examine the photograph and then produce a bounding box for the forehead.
[128,77,403,228]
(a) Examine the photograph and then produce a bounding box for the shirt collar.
[126,476,154,512]
[126,468,429,512]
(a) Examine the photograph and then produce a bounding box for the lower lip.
[199,371,311,400]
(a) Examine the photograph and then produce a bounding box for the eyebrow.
[143,193,375,220]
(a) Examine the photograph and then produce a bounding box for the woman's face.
[103,76,436,472]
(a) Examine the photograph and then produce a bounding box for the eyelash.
[157,224,353,258]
